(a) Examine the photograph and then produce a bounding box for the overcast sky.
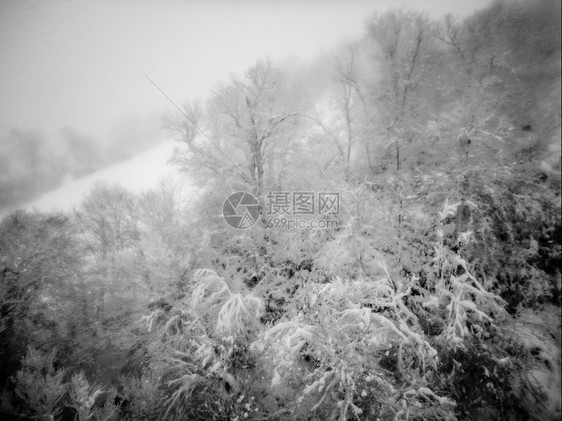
[0,0,492,146]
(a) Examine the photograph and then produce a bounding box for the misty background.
[0,0,491,212]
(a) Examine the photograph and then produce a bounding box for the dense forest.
[1,1,561,420]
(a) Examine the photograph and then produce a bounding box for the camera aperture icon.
[222,192,260,229]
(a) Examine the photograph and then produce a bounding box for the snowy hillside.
[24,140,189,214]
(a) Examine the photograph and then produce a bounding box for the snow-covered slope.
[24,140,189,214]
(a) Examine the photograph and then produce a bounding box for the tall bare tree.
[168,59,299,198]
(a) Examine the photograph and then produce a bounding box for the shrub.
[6,348,66,420]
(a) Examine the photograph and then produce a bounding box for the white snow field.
[24,139,190,214]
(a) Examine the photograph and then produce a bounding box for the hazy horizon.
[0,0,492,146]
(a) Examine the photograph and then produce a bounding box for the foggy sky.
[0,0,492,146]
